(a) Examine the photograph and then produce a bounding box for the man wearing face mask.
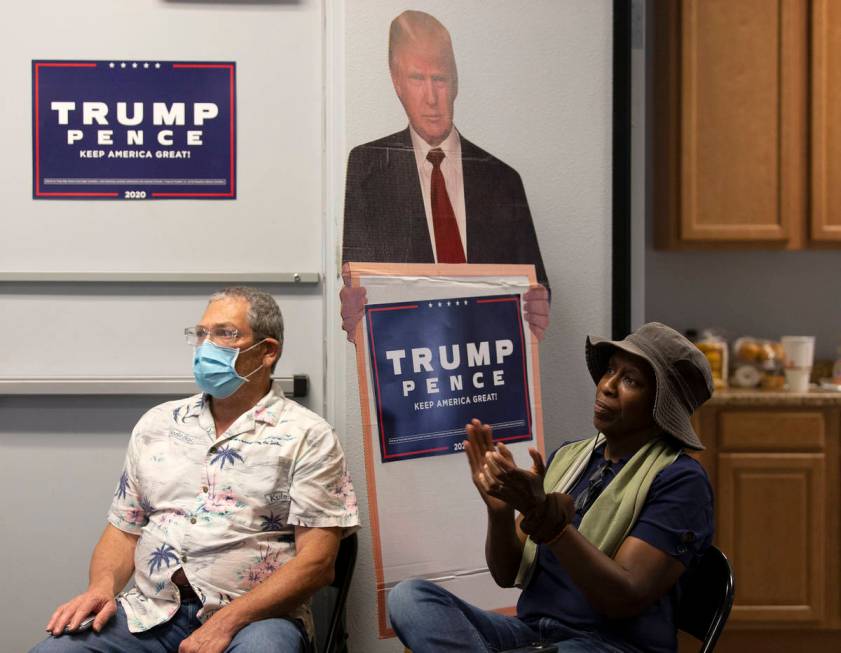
[32,287,359,653]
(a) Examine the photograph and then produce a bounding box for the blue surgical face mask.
[193,339,266,399]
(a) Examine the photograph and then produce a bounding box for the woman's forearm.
[548,528,647,618]
[484,507,525,587]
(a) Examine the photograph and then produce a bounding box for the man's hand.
[178,612,238,653]
[481,443,548,516]
[464,419,510,513]
[340,262,367,344]
[523,285,550,341]
[45,583,117,636]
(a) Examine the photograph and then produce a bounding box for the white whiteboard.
[1,0,323,275]
[0,0,326,408]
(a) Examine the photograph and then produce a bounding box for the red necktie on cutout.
[426,148,466,263]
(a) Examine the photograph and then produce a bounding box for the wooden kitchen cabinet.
[652,0,841,249]
[718,452,826,623]
[684,396,841,652]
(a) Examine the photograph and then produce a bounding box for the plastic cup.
[785,368,811,393]
[781,336,815,369]
[781,336,814,393]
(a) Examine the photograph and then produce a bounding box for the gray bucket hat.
[585,322,714,450]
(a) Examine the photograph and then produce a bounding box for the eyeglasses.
[574,461,613,517]
[184,326,242,346]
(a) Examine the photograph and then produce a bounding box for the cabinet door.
[679,0,807,243]
[718,452,826,623]
[811,0,841,241]
[654,0,809,248]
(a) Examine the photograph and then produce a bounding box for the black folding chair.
[676,545,735,653]
[310,532,358,653]
[498,545,734,653]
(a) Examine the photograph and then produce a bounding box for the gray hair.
[209,287,284,370]
[388,10,457,80]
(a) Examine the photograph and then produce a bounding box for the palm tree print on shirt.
[259,512,285,532]
[116,471,129,500]
[210,446,244,469]
[147,544,179,575]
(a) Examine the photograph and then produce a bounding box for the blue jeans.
[387,579,630,653]
[29,599,307,653]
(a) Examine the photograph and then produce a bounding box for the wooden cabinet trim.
[811,0,841,241]
[718,410,826,451]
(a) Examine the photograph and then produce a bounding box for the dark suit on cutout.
[342,128,549,290]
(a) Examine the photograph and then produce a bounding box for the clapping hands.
[463,419,547,515]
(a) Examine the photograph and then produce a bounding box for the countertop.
[706,387,841,407]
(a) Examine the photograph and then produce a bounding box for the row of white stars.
[427,300,470,308]
[108,62,162,69]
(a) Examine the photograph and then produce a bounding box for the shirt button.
[209,446,217,454]
[202,486,208,493]
[181,555,188,563]
[190,517,197,524]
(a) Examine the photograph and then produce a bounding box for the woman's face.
[593,349,657,438]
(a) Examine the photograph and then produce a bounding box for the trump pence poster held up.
[349,262,544,637]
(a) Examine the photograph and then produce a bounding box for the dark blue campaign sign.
[32,60,235,199]
[366,294,533,463]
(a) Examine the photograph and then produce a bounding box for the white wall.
[334,1,614,650]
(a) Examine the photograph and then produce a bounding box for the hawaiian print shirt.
[107,382,359,639]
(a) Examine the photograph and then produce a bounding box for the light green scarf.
[515,434,681,588]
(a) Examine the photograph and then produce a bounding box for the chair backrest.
[676,545,735,653]
[311,532,358,653]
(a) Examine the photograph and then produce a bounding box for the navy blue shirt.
[516,440,714,653]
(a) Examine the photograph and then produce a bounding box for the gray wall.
[645,249,841,361]
[1,397,164,648]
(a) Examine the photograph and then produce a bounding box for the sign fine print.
[366,293,533,463]
[32,60,236,199]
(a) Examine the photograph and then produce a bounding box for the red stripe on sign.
[152,193,233,197]
[368,305,419,313]
[383,446,449,459]
[36,62,97,67]
[37,192,119,197]
[514,294,532,435]
[476,297,518,304]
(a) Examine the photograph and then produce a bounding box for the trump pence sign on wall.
[32,60,235,199]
